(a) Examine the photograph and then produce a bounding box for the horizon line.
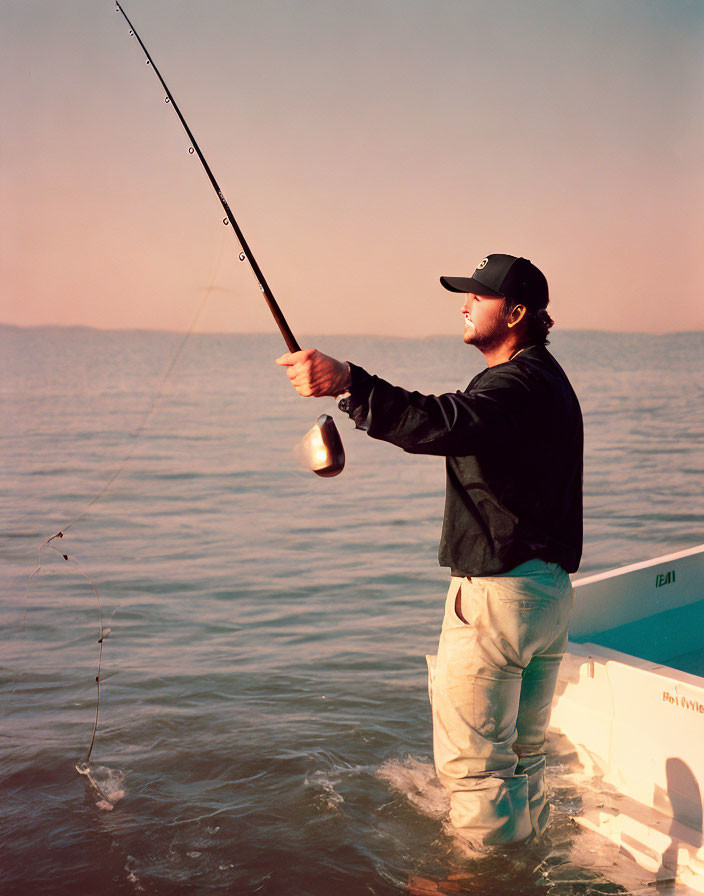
[2,322,703,338]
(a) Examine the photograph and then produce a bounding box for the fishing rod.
[115,1,344,477]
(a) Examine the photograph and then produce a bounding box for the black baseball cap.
[440,254,549,309]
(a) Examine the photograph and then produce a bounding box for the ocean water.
[1,326,702,895]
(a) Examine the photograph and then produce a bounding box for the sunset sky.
[2,0,703,336]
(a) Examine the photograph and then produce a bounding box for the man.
[276,253,583,848]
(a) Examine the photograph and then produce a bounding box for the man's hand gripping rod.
[115,2,344,476]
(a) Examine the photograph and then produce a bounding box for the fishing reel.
[300,414,345,477]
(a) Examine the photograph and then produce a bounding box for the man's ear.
[507,304,527,328]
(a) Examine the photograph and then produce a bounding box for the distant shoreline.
[1,323,702,338]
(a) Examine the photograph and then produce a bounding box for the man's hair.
[503,298,553,344]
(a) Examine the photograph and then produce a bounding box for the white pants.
[426,560,574,847]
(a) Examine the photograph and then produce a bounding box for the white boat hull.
[550,544,704,891]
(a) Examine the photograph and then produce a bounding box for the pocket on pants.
[496,596,545,617]
[454,585,470,624]
[452,578,480,627]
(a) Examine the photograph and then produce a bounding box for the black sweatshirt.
[343,344,583,576]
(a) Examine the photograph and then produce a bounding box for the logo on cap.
[476,258,488,270]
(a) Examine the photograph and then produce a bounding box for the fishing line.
[13,227,228,803]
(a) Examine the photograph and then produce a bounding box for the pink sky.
[2,0,703,335]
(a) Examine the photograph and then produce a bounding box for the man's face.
[461,293,509,348]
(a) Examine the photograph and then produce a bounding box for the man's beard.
[464,326,504,350]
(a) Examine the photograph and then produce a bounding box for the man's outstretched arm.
[275,348,524,458]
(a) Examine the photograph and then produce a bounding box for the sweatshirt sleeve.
[342,362,530,457]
